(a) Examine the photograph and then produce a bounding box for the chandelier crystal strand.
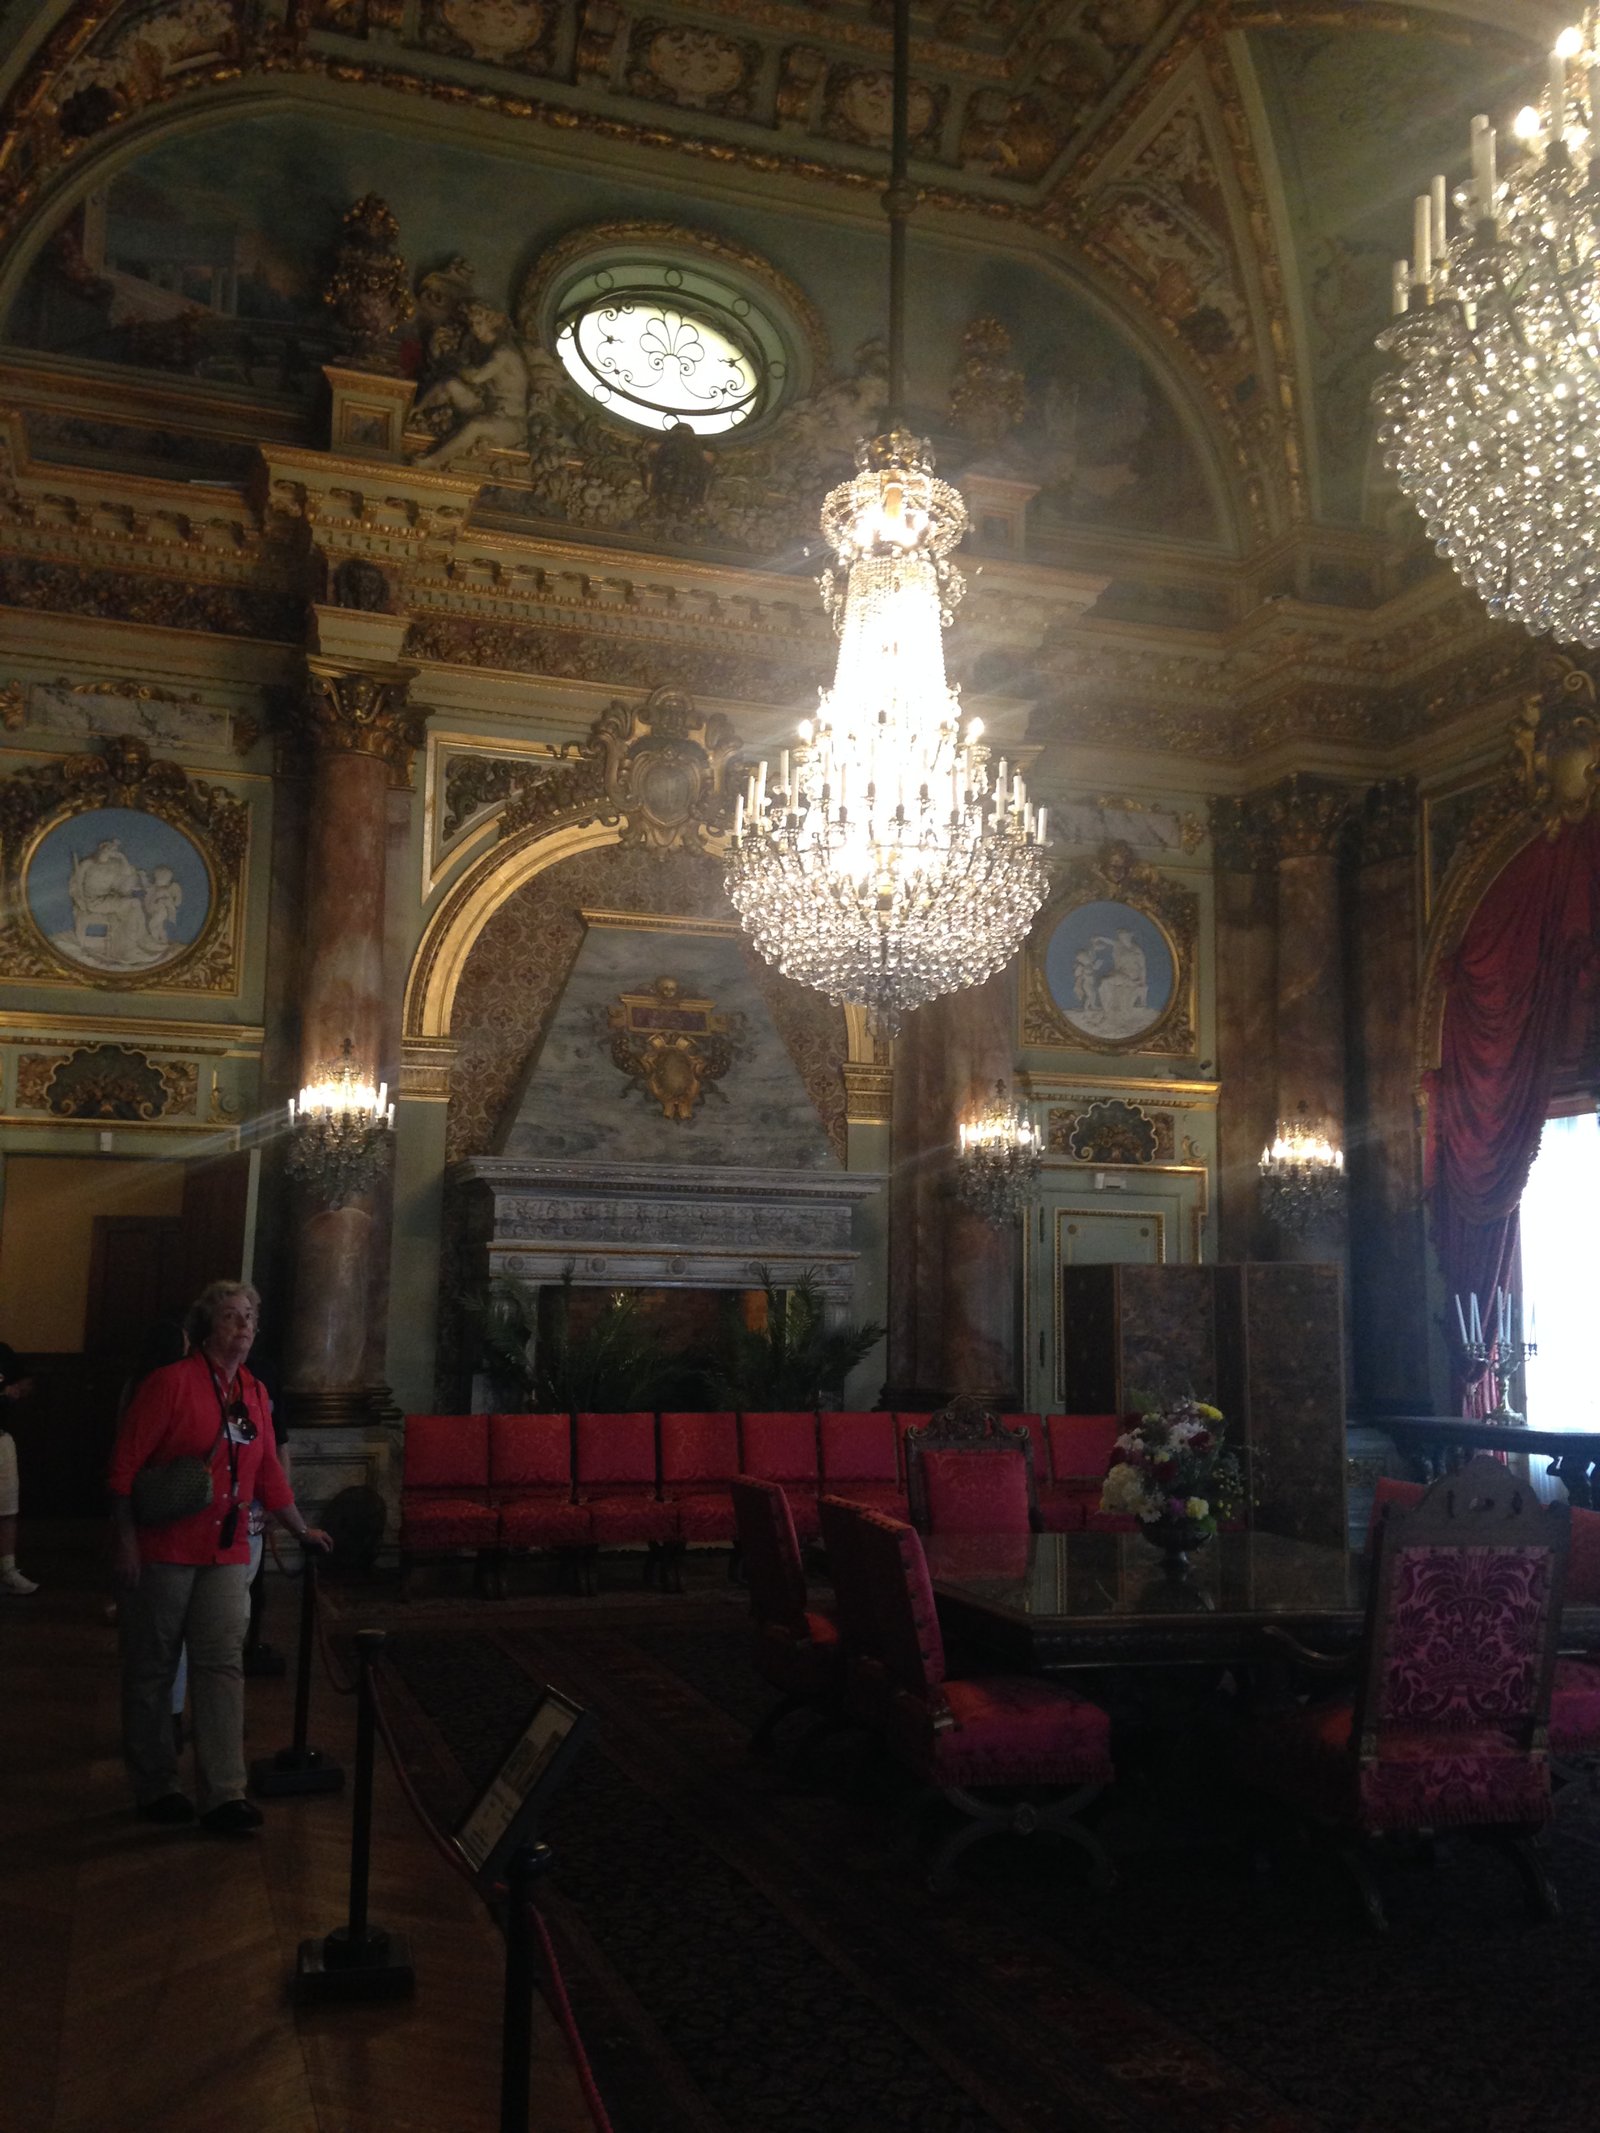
[1374,14,1600,644]
[724,430,1050,1035]
[954,1079,1043,1225]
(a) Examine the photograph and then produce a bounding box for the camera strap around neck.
[202,1354,243,1511]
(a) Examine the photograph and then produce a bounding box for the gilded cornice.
[3,411,1540,764]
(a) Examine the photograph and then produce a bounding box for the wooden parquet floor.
[0,1524,595,2133]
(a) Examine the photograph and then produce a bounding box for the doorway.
[0,1150,253,1513]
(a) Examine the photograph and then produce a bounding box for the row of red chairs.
[397,1408,1133,1584]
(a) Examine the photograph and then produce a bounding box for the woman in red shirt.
[109,1281,331,1834]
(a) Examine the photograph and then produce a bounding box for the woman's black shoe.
[137,1792,196,1825]
[201,1799,264,1837]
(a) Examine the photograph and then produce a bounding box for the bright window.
[1520,1110,1600,1431]
[555,291,766,435]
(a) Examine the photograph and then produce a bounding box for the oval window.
[555,288,768,435]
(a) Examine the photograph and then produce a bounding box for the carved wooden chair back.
[904,1395,1038,1536]
[1357,1454,1571,1771]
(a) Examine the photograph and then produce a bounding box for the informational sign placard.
[454,1686,590,1883]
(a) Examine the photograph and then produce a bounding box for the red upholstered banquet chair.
[739,1411,822,1542]
[398,1414,498,1594]
[1046,1413,1130,1532]
[1363,1473,1426,1550]
[819,1410,908,1519]
[489,1412,591,1594]
[575,1411,679,1593]
[731,1477,842,1754]
[822,1494,1114,1890]
[1237,1455,1571,1929]
[659,1411,741,1588]
[904,1397,1037,1537]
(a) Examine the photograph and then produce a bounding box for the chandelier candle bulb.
[1413,194,1432,282]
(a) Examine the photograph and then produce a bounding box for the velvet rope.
[1427,814,1600,1411]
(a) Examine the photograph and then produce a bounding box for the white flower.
[1100,1462,1153,1518]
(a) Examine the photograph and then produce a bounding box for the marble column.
[282,638,420,1429]
[935,969,1021,1407]
[1346,780,1432,1409]
[1264,776,1354,1267]
[1211,799,1279,1265]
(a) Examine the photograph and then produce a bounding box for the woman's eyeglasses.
[227,1399,257,1445]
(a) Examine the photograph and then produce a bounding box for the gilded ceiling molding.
[1219,2,1533,55]
[1044,34,1303,545]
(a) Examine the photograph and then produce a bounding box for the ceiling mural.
[2,106,1224,550]
[1243,19,1546,526]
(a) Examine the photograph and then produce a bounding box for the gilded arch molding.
[1416,651,1600,1084]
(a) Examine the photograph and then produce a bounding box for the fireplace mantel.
[458,1157,882,1306]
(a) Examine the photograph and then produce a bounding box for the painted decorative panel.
[1024,845,1199,1058]
[0,737,248,995]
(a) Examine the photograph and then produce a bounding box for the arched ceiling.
[0,1,1566,543]
[0,0,1580,773]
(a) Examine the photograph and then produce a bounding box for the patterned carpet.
[361,1590,1600,2133]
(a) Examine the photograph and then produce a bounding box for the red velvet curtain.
[1425,814,1600,1411]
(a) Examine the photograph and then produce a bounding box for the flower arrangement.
[1098,1395,1244,1536]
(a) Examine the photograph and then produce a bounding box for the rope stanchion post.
[250,1553,345,1797]
[500,1842,556,2133]
[292,1630,416,2005]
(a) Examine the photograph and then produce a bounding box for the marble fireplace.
[458,1155,881,1329]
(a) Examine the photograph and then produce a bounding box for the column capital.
[1213,776,1357,868]
[1352,776,1419,866]
[300,655,423,784]
[1258,774,1356,862]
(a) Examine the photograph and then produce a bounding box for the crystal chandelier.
[285,1037,394,1206]
[954,1080,1043,1225]
[1258,1103,1346,1238]
[1374,16,1600,645]
[723,0,1049,1035]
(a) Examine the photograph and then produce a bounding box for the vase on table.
[1140,1515,1214,1577]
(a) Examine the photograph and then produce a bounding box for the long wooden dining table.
[924,1526,1600,1674]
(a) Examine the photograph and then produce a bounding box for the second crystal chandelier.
[724,0,1049,1035]
[1375,15,1600,646]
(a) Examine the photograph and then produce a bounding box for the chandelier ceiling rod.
[885,0,912,428]
[721,0,1050,1032]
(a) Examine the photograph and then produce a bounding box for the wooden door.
[85,1215,188,1362]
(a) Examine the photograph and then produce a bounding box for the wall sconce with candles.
[1258,1101,1347,1237]
[284,1037,394,1207]
[954,1079,1043,1225]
